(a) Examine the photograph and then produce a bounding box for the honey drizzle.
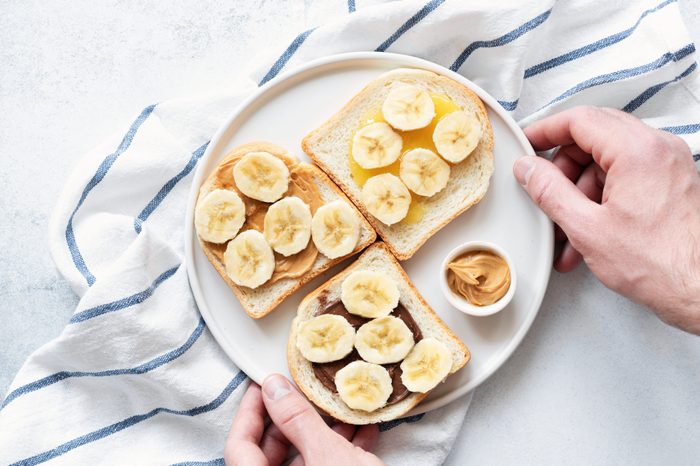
[349,93,461,224]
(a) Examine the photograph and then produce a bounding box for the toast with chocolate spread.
[287,242,470,424]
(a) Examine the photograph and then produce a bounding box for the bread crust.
[197,141,376,319]
[302,68,495,260]
[288,242,470,424]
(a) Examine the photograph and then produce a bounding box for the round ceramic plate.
[184,52,553,414]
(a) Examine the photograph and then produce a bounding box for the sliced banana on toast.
[361,173,411,225]
[335,360,393,412]
[400,338,453,393]
[399,148,450,197]
[382,84,435,131]
[433,110,483,163]
[296,314,355,363]
[355,316,414,364]
[352,122,402,169]
[194,189,246,243]
[264,196,312,257]
[310,200,361,259]
[341,270,400,318]
[233,151,290,202]
[223,229,275,289]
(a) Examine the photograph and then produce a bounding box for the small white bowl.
[440,241,516,317]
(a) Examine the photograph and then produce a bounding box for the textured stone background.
[1,1,699,464]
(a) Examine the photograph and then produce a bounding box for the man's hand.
[513,106,700,334]
[225,374,384,466]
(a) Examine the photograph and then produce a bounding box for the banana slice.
[400,338,453,393]
[296,314,355,363]
[341,270,400,318]
[223,230,275,289]
[232,151,290,202]
[194,189,246,243]
[355,316,415,364]
[310,200,360,259]
[263,196,312,257]
[382,84,435,131]
[399,148,450,197]
[335,360,392,412]
[352,122,403,169]
[361,173,411,225]
[432,110,483,163]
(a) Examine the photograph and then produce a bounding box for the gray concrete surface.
[1,1,699,464]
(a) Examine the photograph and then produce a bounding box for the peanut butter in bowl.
[447,250,511,306]
[440,241,516,316]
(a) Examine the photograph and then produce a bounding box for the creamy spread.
[446,250,510,306]
[204,150,323,283]
[312,298,422,405]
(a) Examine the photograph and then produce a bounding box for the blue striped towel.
[2,0,699,464]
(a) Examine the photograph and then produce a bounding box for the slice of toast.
[302,68,495,260]
[288,242,470,424]
[197,141,376,319]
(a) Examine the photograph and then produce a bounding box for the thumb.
[261,374,335,457]
[513,156,599,240]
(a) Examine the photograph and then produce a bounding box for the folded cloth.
[2,0,699,464]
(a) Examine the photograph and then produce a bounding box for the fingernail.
[514,157,536,186]
[262,375,291,401]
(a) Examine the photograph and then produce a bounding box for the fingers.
[225,383,268,466]
[332,423,357,441]
[576,164,603,204]
[554,242,583,272]
[352,424,379,451]
[513,156,599,241]
[259,424,291,466]
[261,374,334,457]
[524,106,646,171]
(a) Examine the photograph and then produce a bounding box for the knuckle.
[277,401,313,429]
[646,133,668,155]
[531,173,557,210]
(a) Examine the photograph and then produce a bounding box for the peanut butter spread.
[205,151,323,283]
[446,250,510,306]
[312,298,423,406]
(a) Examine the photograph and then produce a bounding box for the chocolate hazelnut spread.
[446,250,510,306]
[312,301,422,405]
[204,150,323,283]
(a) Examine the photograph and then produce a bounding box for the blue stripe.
[134,141,210,233]
[65,104,156,287]
[450,9,552,72]
[69,265,180,323]
[524,0,676,79]
[694,154,700,162]
[348,0,355,13]
[259,29,315,86]
[375,0,446,52]
[11,371,247,466]
[171,459,224,466]
[623,62,697,113]
[542,44,695,109]
[498,99,519,111]
[660,123,700,134]
[2,318,206,409]
[379,413,425,432]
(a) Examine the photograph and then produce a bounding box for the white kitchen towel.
[2,0,700,464]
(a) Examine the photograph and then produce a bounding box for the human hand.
[513,106,700,334]
[225,374,383,466]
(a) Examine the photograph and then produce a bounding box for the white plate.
[184,52,553,415]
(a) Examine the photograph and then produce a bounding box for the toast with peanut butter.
[288,242,470,424]
[302,68,494,260]
[195,141,376,319]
